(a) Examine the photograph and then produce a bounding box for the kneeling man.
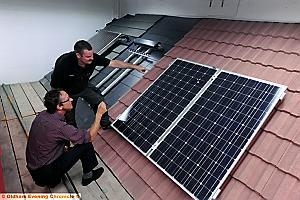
[26,89,106,187]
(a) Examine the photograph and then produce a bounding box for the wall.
[0,0,115,84]
[120,0,300,22]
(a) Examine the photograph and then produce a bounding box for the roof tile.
[155,57,174,69]
[131,156,149,174]
[132,78,152,93]
[261,169,286,199]
[286,180,300,200]
[108,101,127,120]
[219,178,263,200]
[250,131,290,164]
[139,162,158,182]
[289,74,300,92]
[234,154,271,190]
[143,67,164,81]
[264,111,300,143]
[122,170,149,199]
[94,18,300,200]
[119,90,140,106]
[277,143,300,178]
[278,92,300,116]
[138,188,161,200]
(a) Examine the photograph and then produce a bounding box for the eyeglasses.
[60,97,73,104]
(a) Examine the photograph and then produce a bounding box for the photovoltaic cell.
[113,60,217,153]
[150,71,284,199]
[112,59,286,200]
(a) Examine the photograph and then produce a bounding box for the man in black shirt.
[51,40,145,128]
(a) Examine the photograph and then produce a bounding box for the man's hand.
[134,65,146,73]
[109,60,146,73]
[96,102,107,117]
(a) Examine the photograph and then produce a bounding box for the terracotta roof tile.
[114,139,133,156]
[93,18,300,200]
[271,175,299,200]
[277,143,300,178]
[122,170,149,199]
[250,131,290,164]
[138,188,161,200]
[289,74,300,92]
[119,90,140,106]
[150,174,178,199]
[285,180,300,200]
[143,67,164,81]
[131,156,149,174]
[132,78,152,93]
[219,178,263,200]
[139,162,158,181]
[261,168,286,199]
[294,131,300,145]
[108,101,127,120]
[264,112,300,143]
[114,161,132,182]
[121,147,141,166]
[155,57,175,69]
[234,154,271,190]
[278,92,300,116]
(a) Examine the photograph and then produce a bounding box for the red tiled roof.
[94,18,300,200]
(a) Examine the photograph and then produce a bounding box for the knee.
[76,142,95,152]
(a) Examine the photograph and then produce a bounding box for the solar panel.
[112,59,287,200]
[113,60,217,153]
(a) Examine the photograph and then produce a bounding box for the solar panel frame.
[112,59,218,156]
[112,58,287,200]
[147,66,286,199]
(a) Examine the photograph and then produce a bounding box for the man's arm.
[109,60,146,73]
[88,102,107,142]
[50,60,65,89]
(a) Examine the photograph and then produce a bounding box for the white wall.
[0,0,115,84]
[120,0,300,22]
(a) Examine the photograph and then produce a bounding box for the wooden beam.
[21,83,45,113]
[0,86,17,120]
[0,121,23,192]
[39,78,51,92]
[22,115,35,136]
[30,82,47,100]
[10,84,35,117]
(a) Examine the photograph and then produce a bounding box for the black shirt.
[50,51,110,95]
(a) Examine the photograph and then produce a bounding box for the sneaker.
[81,167,104,186]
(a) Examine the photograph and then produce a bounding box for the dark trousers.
[28,143,98,188]
[65,84,110,128]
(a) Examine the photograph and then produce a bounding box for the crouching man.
[26,89,106,187]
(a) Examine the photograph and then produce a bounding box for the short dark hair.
[44,89,61,114]
[74,40,92,55]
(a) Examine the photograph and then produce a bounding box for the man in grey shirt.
[26,89,106,187]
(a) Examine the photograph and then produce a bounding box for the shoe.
[101,122,112,130]
[81,167,104,186]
